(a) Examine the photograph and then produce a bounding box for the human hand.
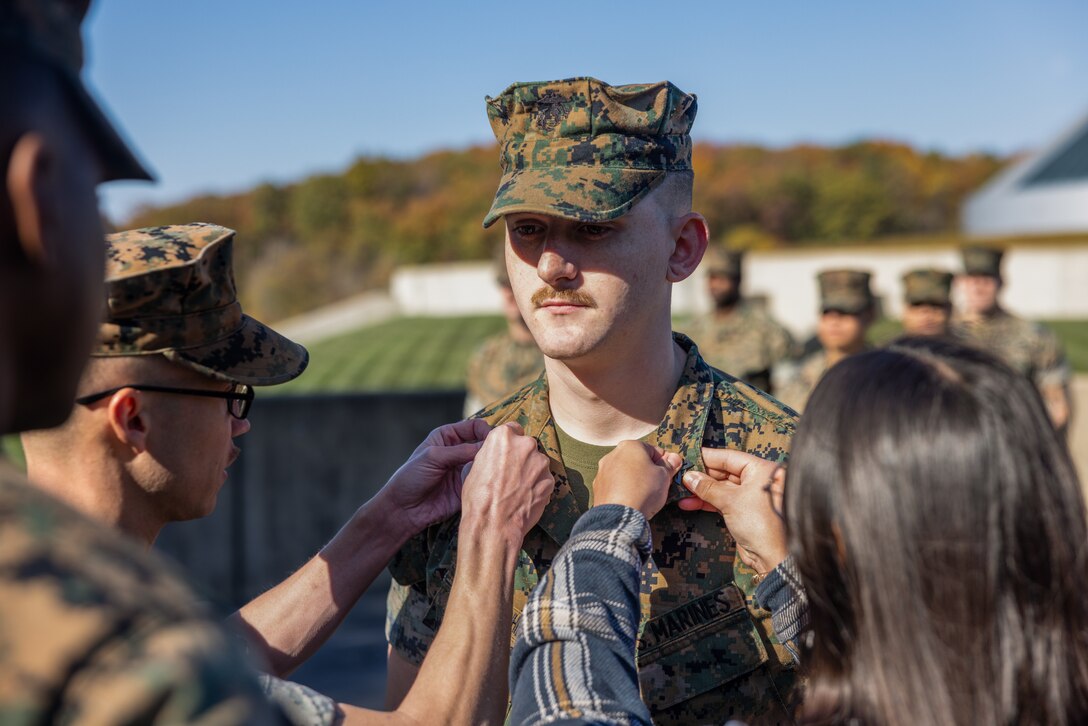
[678,448,788,575]
[375,418,492,535]
[593,441,683,520]
[460,423,553,547]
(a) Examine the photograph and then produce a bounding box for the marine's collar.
[486,333,717,544]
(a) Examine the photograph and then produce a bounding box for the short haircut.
[652,171,694,217]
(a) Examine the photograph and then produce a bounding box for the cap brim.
[482,166,666,228]
[164,315,309,386]
[59,69,153,182]
[821,297,871,315]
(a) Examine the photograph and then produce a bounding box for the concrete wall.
[156,390,466,610]
[392,243,1088,337]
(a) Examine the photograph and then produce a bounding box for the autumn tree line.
[123,141,1005,322]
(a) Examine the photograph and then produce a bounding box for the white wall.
[391,261,505,315]
[392,243,1088,337]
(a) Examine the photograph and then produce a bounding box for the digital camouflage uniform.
[773,349,832,414]
[951,246,1070,394]
[464,334,544,416]
[683,304,795,395]
[0,459,279,724]
[464,245,545,415]
[390,78,800,724]
[91,226,327,723]
[0,3,280,724]
[683,247,796,394]
[952,310,1069,390]
[774,269,873,412]
[390,335,799,724]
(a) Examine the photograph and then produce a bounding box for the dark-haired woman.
[508,337,1088,725]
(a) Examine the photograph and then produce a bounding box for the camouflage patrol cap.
[96,223,308,386]
[703,246,743,278]
[902,268,953,306]
[483,77,696,228]
[961,245,1004,278]
[818,269,874,314]
[0,0,151,181]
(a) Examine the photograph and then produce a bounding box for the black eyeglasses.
[75,383,255,420]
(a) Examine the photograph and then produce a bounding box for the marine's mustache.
[530,287,597,309]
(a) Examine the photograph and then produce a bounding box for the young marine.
[22,223,555,725]
[386,78,800,725]
[775,269,875,412]
[463,244,544,416]
[952,245,1071,432]
[900,267,954,337]
[683,246,796,394]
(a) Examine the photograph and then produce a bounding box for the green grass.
[867,318,904,346]
[869,318,1088,371]
[277,315,1088,395]
[1045,320,1088,373]
[274,315,508,394]
[1,435,24,470]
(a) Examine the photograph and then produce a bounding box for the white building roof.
[963,112,1088,237]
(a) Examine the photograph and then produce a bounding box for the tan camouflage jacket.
[682,302,796,393]
[772,348,831,413]
[0,460,279,725]
[463,332,544,417]
[952,308,1070,389]
[388,334,799,725]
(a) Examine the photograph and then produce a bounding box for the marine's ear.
[6,131,55,268]
[665,212,709,283]
[106,389,150,453]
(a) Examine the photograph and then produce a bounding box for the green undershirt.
[555,423,657,511]
[554,423,614,511]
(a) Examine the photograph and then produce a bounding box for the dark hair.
[786,336,1088,725]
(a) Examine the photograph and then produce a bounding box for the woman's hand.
[678,448,788,575]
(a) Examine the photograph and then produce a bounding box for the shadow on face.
[2,59,109,432]
[817,309,870,352]
[902,303,951,337]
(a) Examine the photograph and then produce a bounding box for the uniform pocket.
[636,584,768,712]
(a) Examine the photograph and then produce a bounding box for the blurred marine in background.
[952,244,1071,432]
[900,267,954,337]
[463,244,544,416]
[682,246,796,394]
[775,268,874,411]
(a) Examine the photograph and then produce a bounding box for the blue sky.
[86,0,1088,222]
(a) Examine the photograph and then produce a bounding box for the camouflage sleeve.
[385,578,438,667]
[1033,323,1071,389]
[385,524,440,666]
[57,618,284,725]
